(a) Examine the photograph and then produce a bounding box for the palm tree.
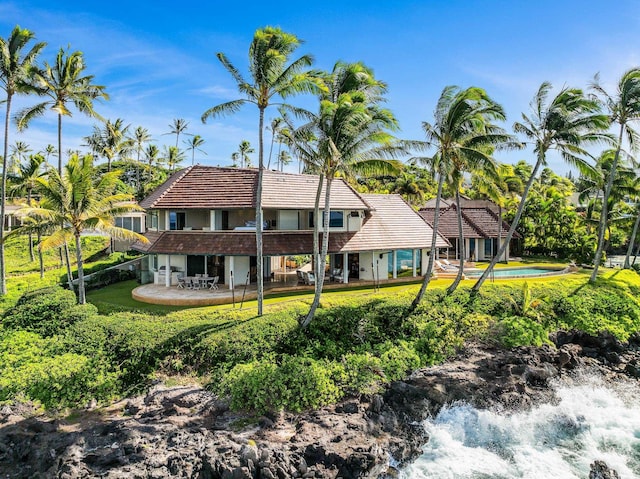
[129,126,152,194]
[236,140,254,168]
[267,117,283,169]
[201,26,321,316]
[165,118,190,148]
[472,82,609,292]
[589,68,640,282]
[85,118,132,171]
[277,150,291,171]
[19,154,147,304]
[9,153,45,262]
[9,140,31,175]
[184,134,206,166]
[145,144,160,169]
[287,62,402,328]
[163,145,185,172]
[0,25,46,295]
[42,144,56,162]
[16,46,108,174]
[230,151,240,167]
[410,86,516,306]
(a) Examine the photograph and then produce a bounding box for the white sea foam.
[399,373,640,478]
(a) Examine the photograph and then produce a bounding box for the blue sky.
[2,0,640,174]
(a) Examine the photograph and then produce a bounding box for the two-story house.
[132,166,449,289]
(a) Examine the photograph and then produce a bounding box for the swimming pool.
[465,266,567,279]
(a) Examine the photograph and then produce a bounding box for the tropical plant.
[9,153,45,262]
[277,150,291,171]
[42,144,56,162]
[165,118,190,148]
[9,140,31,175]
[184,134,206,166]
[16,46,108,173]
[235,140,254,168]
[472,82,609,292]
[0,25,46,295]
[17,154,147,304]
[162,145,185,172]
[410,86,516,307]
[84,118,132,171]
[201,26,321,315]
[286,61,401,327]
[267,117,283,169]
[128,126,152,195]
[589,68,640,281]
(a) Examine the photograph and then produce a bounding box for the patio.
[131,273,423,306]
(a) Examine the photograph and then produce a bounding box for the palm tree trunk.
[0,92,12,296]
[37,230,44,279]
[447,190,465,294]
[256,108,265,316]
[591,124,625,282]
[74,233,85,304]
[498,205,504,262]
[64,242,74,294]
[300,174,324,328]
[57,113,63,174]
[624,207,640,269]
[411,169,445,310]
[473,156,543,292]
[27,189,34,262]
[302,176,332,328]
[267,129,276,169]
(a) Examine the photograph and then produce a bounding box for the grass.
[87,280,189,315]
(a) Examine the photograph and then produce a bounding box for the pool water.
[465,267,564,278]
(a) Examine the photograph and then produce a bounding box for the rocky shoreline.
[1,330,639,478]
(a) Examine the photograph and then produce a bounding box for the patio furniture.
[304,272,315,285]
[209,276,220,290]
[296,270,305,284]
[177,274,186,289]
[331,268,343,283]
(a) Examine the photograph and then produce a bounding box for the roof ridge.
[149,166,193,208]
[454,204,488,239]
[341,178,373,210]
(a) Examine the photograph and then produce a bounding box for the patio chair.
[209,276,219,290]
[177,274,186,289]
[296,270,305,284]
[304,272,315,285]
[331,268,343,283]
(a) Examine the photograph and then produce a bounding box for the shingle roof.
[419,203,519,239]
[132,194,450,255]
[139,166,370,211]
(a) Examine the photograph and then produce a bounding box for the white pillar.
[392,250,398,279]
[412,249,417,277]
[204,255,208,275]
[165,255,171,287]
[343,252,349,284]
[229,256,235,290]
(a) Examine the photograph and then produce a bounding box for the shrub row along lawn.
[0,269,639,413]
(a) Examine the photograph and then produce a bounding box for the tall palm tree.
[42,144,56,162]
[230,151,240,167]
[472,82,609,292]
[129,126,152,194]
[166,118,190,148]
[277,150,291,171]
[19,154,147,304]
[9,153,45,262]
[287,62,401,328]
[201,26,321,316]
[410,86,516,306]
[589,68,640,281]
[236,140,254,168]
[9,140,31,175]
[267,117,283,169]
[184,134,206,166]
[163,145,185,172]
[85,118,132,171]
[16,46,108,174]
[0,25,46,295]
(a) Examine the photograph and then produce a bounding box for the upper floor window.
[116,216,142,233]
[329,211,344,228]
[169,211,186,230]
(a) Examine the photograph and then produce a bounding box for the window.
[147,211,158,230]
[169,212,186,230]
[308,211,314,228]
[329,211,344,228]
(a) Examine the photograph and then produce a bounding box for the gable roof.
[139,166,370,211]
[419,203,519,239]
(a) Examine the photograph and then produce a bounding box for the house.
[132,166,449,289]
[419,198,520,262]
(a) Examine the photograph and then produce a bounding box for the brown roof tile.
[139,166,369,211]
[420,204,520,239]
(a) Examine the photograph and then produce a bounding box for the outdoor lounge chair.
[177,274,186,289]
[331,268,343,283]
[304,272,315,285]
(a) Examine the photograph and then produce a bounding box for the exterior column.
[392,250,397,279]
[412,249,417,277]
[229,256,235,290]
[165,255,171,287]
[343,252,349,284]
[204,255,208,275]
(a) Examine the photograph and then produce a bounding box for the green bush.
[221,355,342,413]
[2,287,97,337]
[377,341,421,381]
[497,315,550,347]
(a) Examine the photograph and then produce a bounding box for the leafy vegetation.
[1,270,638,413]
